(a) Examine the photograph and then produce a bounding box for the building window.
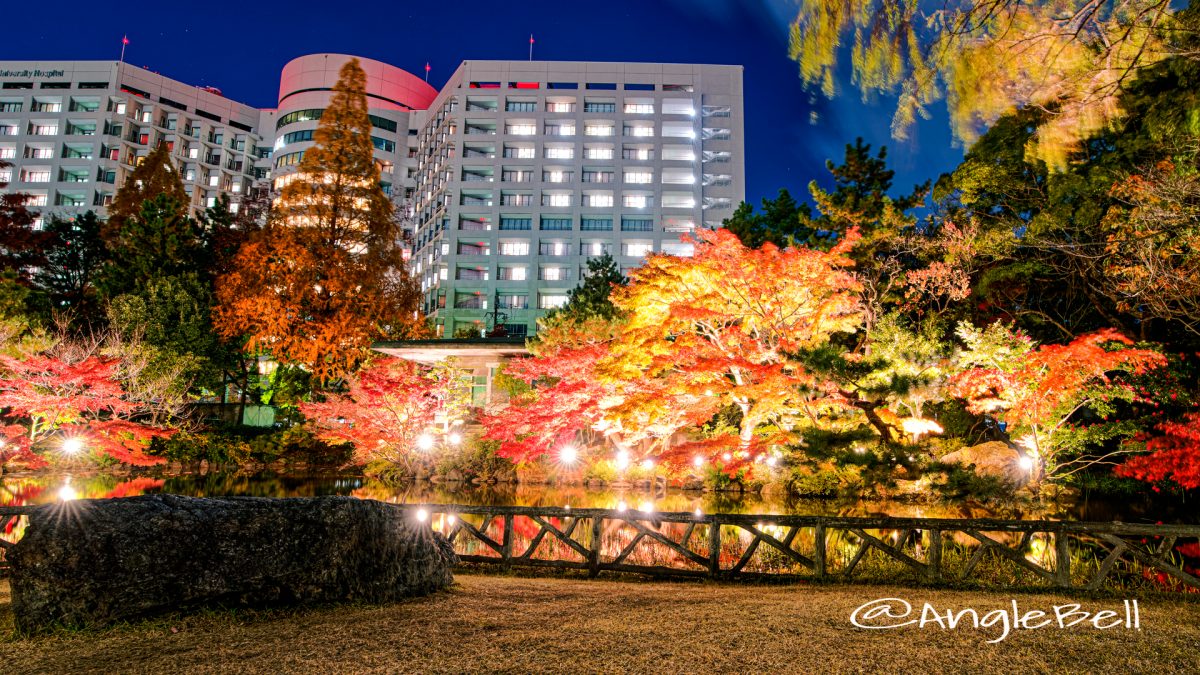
[543,169,572,183]
[584,192,613,207]
[581,218,613,231]
[505,123,537,135]
[539,294,569,310]
[624,171,653,184]
[498,266,528,281]
[623,103,655,114]
[542,192,572,207]
[498,241,530,256]
[621,217,654,232]
[584,124,614,136]
[584,101,616,113]
[623,242,653,257]
[539,266,569,281]
[545,123,575,136]
[497,294,528,309]
[546,101,575,112]
[540,217,573,231]
[582,170,614,183]
[458,242,490,256]
[544,146,574,159]
[623,194,651,208]
[456,267,489,281]
[539,241,571,256]
[584,145,614,160]
[505,100,537,112]
[581,241,612,256]
[499,216,532,230]
[623,125,654,138]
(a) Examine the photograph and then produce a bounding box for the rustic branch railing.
[405,504,1200,592]
[4,502,1200,593]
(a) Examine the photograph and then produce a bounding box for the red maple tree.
[480,316,622,464]
[1116,413,1200,489]
[951,327,1166,478]
[0,353,175,467]
[300,357,471,468]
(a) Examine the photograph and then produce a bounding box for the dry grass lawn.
[2,574,1199,674]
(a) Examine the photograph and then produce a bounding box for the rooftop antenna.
[529,34,534,61]
[119,35,129,63]
[424,62,431,82]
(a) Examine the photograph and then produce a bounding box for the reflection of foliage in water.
[0,471,1188,524]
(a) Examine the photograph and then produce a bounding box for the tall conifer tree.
[215,59,421,383]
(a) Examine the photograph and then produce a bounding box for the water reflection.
[0,471,1186,523]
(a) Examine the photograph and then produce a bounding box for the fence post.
[1055,531,1071,588]
[813,522,826,579]
[927,529,942,583]
[501,514,514,571]
[708,517,721,579]
[588,515,603,577]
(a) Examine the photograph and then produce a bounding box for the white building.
[0,61,265,224]
[410,61,744,338]
[1,56,745,339]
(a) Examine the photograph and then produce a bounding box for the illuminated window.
[623,171,653,184]
[584,145,613,160]
[498,240,530,256]
[539,294,569,309]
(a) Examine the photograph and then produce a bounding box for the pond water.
[1,470,1189,524]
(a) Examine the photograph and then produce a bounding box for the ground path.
[2,575,1198,673]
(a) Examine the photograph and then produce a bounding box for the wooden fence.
[4,503,1200,592]
[406,504,1200,592]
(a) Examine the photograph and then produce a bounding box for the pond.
[1,470,1189,524]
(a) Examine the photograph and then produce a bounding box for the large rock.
[9,495,456,633]
[939,441,1026,485]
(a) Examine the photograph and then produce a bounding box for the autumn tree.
[1116,412,1200,489]
[790,0,1181,167]
[950,324,1166,480]
[103,141,189,245]
[481,315,624,463]
[0,328,183,469]
[1100,161,1200,336]
[600,228,864,467]
[215,58,421,383]
[299,357,471,471]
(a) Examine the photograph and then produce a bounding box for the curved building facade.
[267,54,437,204]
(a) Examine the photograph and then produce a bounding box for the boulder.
[9,494,456,633]
[939,441,1026,485]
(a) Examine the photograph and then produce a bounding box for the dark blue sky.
[5,0,961,207]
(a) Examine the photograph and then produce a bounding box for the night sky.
[5,0,961,207]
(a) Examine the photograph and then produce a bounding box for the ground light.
[57,478,77,501]
[417,434,435,451]
[559,445,578,464]
[62,437,84,455]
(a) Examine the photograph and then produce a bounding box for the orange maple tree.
[1116,413,1200,490]
[602,228,863,468]
[299,357,470,469]
[482,229,865,471]
[951,326,1166,479]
